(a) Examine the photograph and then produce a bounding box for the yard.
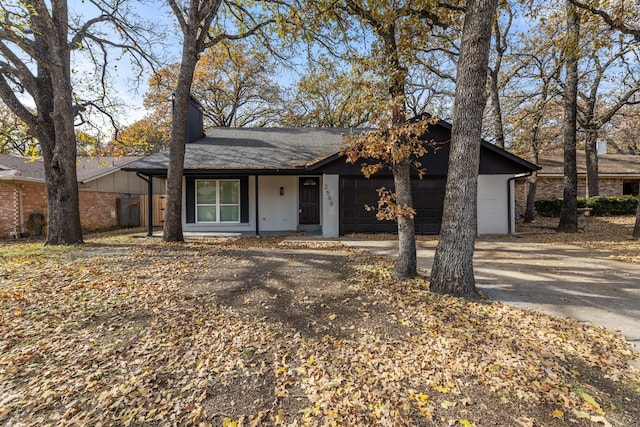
[1,218,639,426]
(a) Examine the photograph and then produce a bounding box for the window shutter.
[186,178,195,223]
[240,176,249,223]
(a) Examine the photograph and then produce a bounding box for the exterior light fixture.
[280,186,284,196]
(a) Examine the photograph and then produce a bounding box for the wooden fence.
[139,194,166,228]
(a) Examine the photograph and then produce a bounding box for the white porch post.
[322,174,339,238]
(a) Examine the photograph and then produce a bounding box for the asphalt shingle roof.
[537,150,640,175]
[75,156,143,183]
[125,127,360,171]
[0,154,45,181]
[0,154,142,183]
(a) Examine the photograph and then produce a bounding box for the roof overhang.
[0,171,44,185]
[537,173,640,178]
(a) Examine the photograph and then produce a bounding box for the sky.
[69,0,179,128]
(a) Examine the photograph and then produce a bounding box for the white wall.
[322,174,339,237]
[258,175,298,232]
[477,175,510,234]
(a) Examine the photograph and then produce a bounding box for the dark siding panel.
[240,176,249,223]
[186,178,195,223]
[186,100,204,143]
[479,148,532,174]
[314,122,536,176]
[340,176,446,235]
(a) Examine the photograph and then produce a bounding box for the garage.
[339,176,446,235]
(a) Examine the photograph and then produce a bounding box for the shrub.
[534,198,587,217]
[534,199,563,217]
[586,195,638,216]
[535,195,638,217]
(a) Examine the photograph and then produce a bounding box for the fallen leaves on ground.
[1,232,639,426]
[516,215,640,264]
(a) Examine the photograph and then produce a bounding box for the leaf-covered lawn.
[517,215,640,264]
[1,232,639,426]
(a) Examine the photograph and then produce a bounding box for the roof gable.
[125,122,538,175]
[76,156,143,183]
[0,154,142,184]
[126,127,362,172]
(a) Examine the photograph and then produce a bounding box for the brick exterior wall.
[515,177,627,216]
[0,183,19,237]
[0,182,47,238]
[78,190,121,231]
[1,182,135,238]
[22,183,47,222]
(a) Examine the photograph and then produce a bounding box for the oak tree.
[296,0,462,279]
[568,0,640,238]
[429,0,499,298]
[0,0,157,244]
[281,57,384,128]
[105,117,169,156]
[0,105,36,155]
[557,0,580,233]
[163,0,277,242]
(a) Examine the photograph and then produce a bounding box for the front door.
[299,177,320,225]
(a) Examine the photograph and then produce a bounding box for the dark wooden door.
[299,177,320,225]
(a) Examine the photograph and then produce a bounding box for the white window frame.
[195,179,240,223]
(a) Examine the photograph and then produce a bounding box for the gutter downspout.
[507,172,532,235]
[136,172,154,237]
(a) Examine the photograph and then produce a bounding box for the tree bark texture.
[41,1,83,244]
[633,197,640,239]
[489,69,505,149]
[524,173,538,223]
[430,0,498,298]
[557,0,580,233]
[584,130,599,197]
[393,160,417,279]
[524,137,540,223]
[382,24,417,280]
[164,44,199,243]
[0,1,84,244]
[163,0,227,242]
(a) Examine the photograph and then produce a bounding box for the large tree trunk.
[43,1,83,244]
[524,173,538,223]
[393,159,417,279]
[163,36,199,243]
[585,129,599,197]
[382,26,416,280]
[524,136,540,223]
[489,70,505,149]
[430,0,498,298]
[557,0,580,233]
[633,197,640,239]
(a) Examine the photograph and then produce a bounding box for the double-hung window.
[196,180,240,223]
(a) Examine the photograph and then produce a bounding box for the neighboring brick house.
[0,154,151,238]
[515,149,640,215]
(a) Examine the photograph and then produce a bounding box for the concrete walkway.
[340,237,640,351]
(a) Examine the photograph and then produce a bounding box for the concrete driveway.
[340,237,640,351]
